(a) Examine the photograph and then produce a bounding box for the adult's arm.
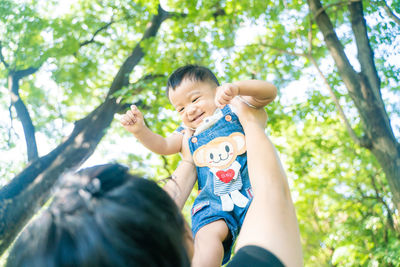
[234,100,303,267]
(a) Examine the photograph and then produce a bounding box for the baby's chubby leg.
[192,219,229,267]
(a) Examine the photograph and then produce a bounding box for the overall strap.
[221,104,233,116]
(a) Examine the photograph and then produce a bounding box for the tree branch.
[307,0,361,96]
[79,20,116,47]
[258,41,371,148]
[348,1,381,96]
[107,5,170,98]
[0,42,9,69]
[8,74,39,161]
[7,66,42,162]
[7,104,19,147]
[308,55,371,148]
[117,99,152,114]
[78,15,138,48]
[166,11,187,20]
[259,43,306,57]
[303,12,369,146]
[307,14,313,54]
[356,176,400,235]
[0,6,170,254]
[380,0,400,26]
[115,74,165,113]
[309,0,400,212]
[161,155,172,176]
[369,174,396,231]
[14,67,40,79]
[313,1,349,19]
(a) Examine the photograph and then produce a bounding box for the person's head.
[7,164,192,267]
[166,65,220,130]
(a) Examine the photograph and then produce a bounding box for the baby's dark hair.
[166,65,220,97]
[7,164,190,267]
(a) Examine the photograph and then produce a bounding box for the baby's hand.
[120,105,145,134]
[215,83,239,109]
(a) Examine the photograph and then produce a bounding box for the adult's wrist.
[241,120,266,133]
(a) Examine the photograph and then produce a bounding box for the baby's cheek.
[181,114,188,122]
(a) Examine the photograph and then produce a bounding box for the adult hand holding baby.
[233,97,268,130]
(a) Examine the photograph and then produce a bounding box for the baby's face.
[169,78,218,130]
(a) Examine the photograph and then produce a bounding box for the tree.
[225,0,400,264]
[0,0,248,255]
[1,0,399,265]
[224,0,400,210]
[0,0,175,254]
[308,0,400,212]
[203,0,400,264]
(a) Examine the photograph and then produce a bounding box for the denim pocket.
[191,201,210,216]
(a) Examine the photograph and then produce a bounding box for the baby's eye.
[178,107,184,113]
[192,97,199,103]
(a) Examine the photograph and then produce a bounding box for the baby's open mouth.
[192,112,205,122]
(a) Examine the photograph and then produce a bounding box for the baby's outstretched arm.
[120,105,182,155]
[215,80,277,109]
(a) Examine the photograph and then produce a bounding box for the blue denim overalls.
[181,105,253,264]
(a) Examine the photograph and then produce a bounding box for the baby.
[120,65,277,266]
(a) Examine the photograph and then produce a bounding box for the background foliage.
[1,0,399,265]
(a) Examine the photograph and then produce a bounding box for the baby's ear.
[193,146,207,167]
[230,132,246,155]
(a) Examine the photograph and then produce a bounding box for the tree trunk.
[8,71,39,162]
[0,5,169,255]
[307,0,400,210]
[0,98,121,254]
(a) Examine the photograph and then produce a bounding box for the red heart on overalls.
[216,169,235,183]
